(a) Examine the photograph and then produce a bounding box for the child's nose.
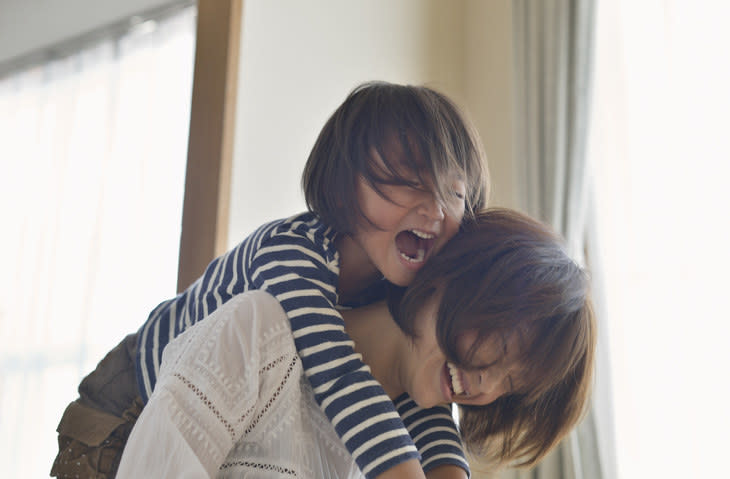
[417,192,445,220]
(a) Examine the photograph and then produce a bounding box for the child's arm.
[396,396,471,477]
[251,228,420,477]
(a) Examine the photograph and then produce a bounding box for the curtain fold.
[496,1,609,478]
[513,0,594,262]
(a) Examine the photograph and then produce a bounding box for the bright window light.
[0,7,195,477]
[590,1,730,478]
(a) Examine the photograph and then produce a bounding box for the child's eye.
[450,186,466,201]
[449,179,466,201]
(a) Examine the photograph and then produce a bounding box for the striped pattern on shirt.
[136,212,467,477]
[396,395,470,474]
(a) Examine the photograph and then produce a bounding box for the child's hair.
[390,208,596,468]
[302,81,489,234]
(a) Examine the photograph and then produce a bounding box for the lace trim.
[245,354,298,435]
[259,354,288,374]
[236,404,256,429]
[173,372,238,440]
[300,377,352,462]
[219,460,298,476]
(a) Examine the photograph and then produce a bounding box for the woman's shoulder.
[219,290,289,335]
[165,291,289,356]
[159,291,293,385]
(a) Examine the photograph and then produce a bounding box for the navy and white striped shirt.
[136,212,468,477]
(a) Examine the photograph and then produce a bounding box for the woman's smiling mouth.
[447,361,466,396]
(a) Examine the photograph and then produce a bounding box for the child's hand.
[373,458,427,479]
[425,464,469,479]
[372,460,469,479]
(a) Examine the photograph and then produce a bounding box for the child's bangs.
[362,124,467,212]
[363,126,425,187]
[346,82,484,214]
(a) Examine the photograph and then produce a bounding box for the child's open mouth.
[395,230,435,264]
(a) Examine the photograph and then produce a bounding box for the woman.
[116,209,595,478]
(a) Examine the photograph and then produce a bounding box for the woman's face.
[402,296,527,409]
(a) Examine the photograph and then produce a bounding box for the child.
[115,208,596,477]
[52,81,489,478]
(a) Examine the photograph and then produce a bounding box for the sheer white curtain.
[0,7,195,477]
[589,1,730,478]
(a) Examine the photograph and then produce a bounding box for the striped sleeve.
[251,228,420,478]
[395,395,470,476]
[136,219,283,401]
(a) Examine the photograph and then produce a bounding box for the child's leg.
[51,333,142,479]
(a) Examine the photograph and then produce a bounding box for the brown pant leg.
[51,333,143,479]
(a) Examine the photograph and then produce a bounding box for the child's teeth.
[447,362,464,395]
[399,248,426,263]
[411,230,434,239]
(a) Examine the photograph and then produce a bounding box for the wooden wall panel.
[177,0,242,292]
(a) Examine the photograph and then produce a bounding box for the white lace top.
[117,290,363,478]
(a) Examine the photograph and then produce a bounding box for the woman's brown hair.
[301,81,489,234]
[390,208,596,468]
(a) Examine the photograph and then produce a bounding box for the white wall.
[229,0,516,245]
[229,0,468,243]
[0,0,181,65]
[0,0,517,259]
[464,0,516,208]
[0,0,517,251]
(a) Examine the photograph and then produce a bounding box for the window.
[590,1,730,477]
[0,6,196,477]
